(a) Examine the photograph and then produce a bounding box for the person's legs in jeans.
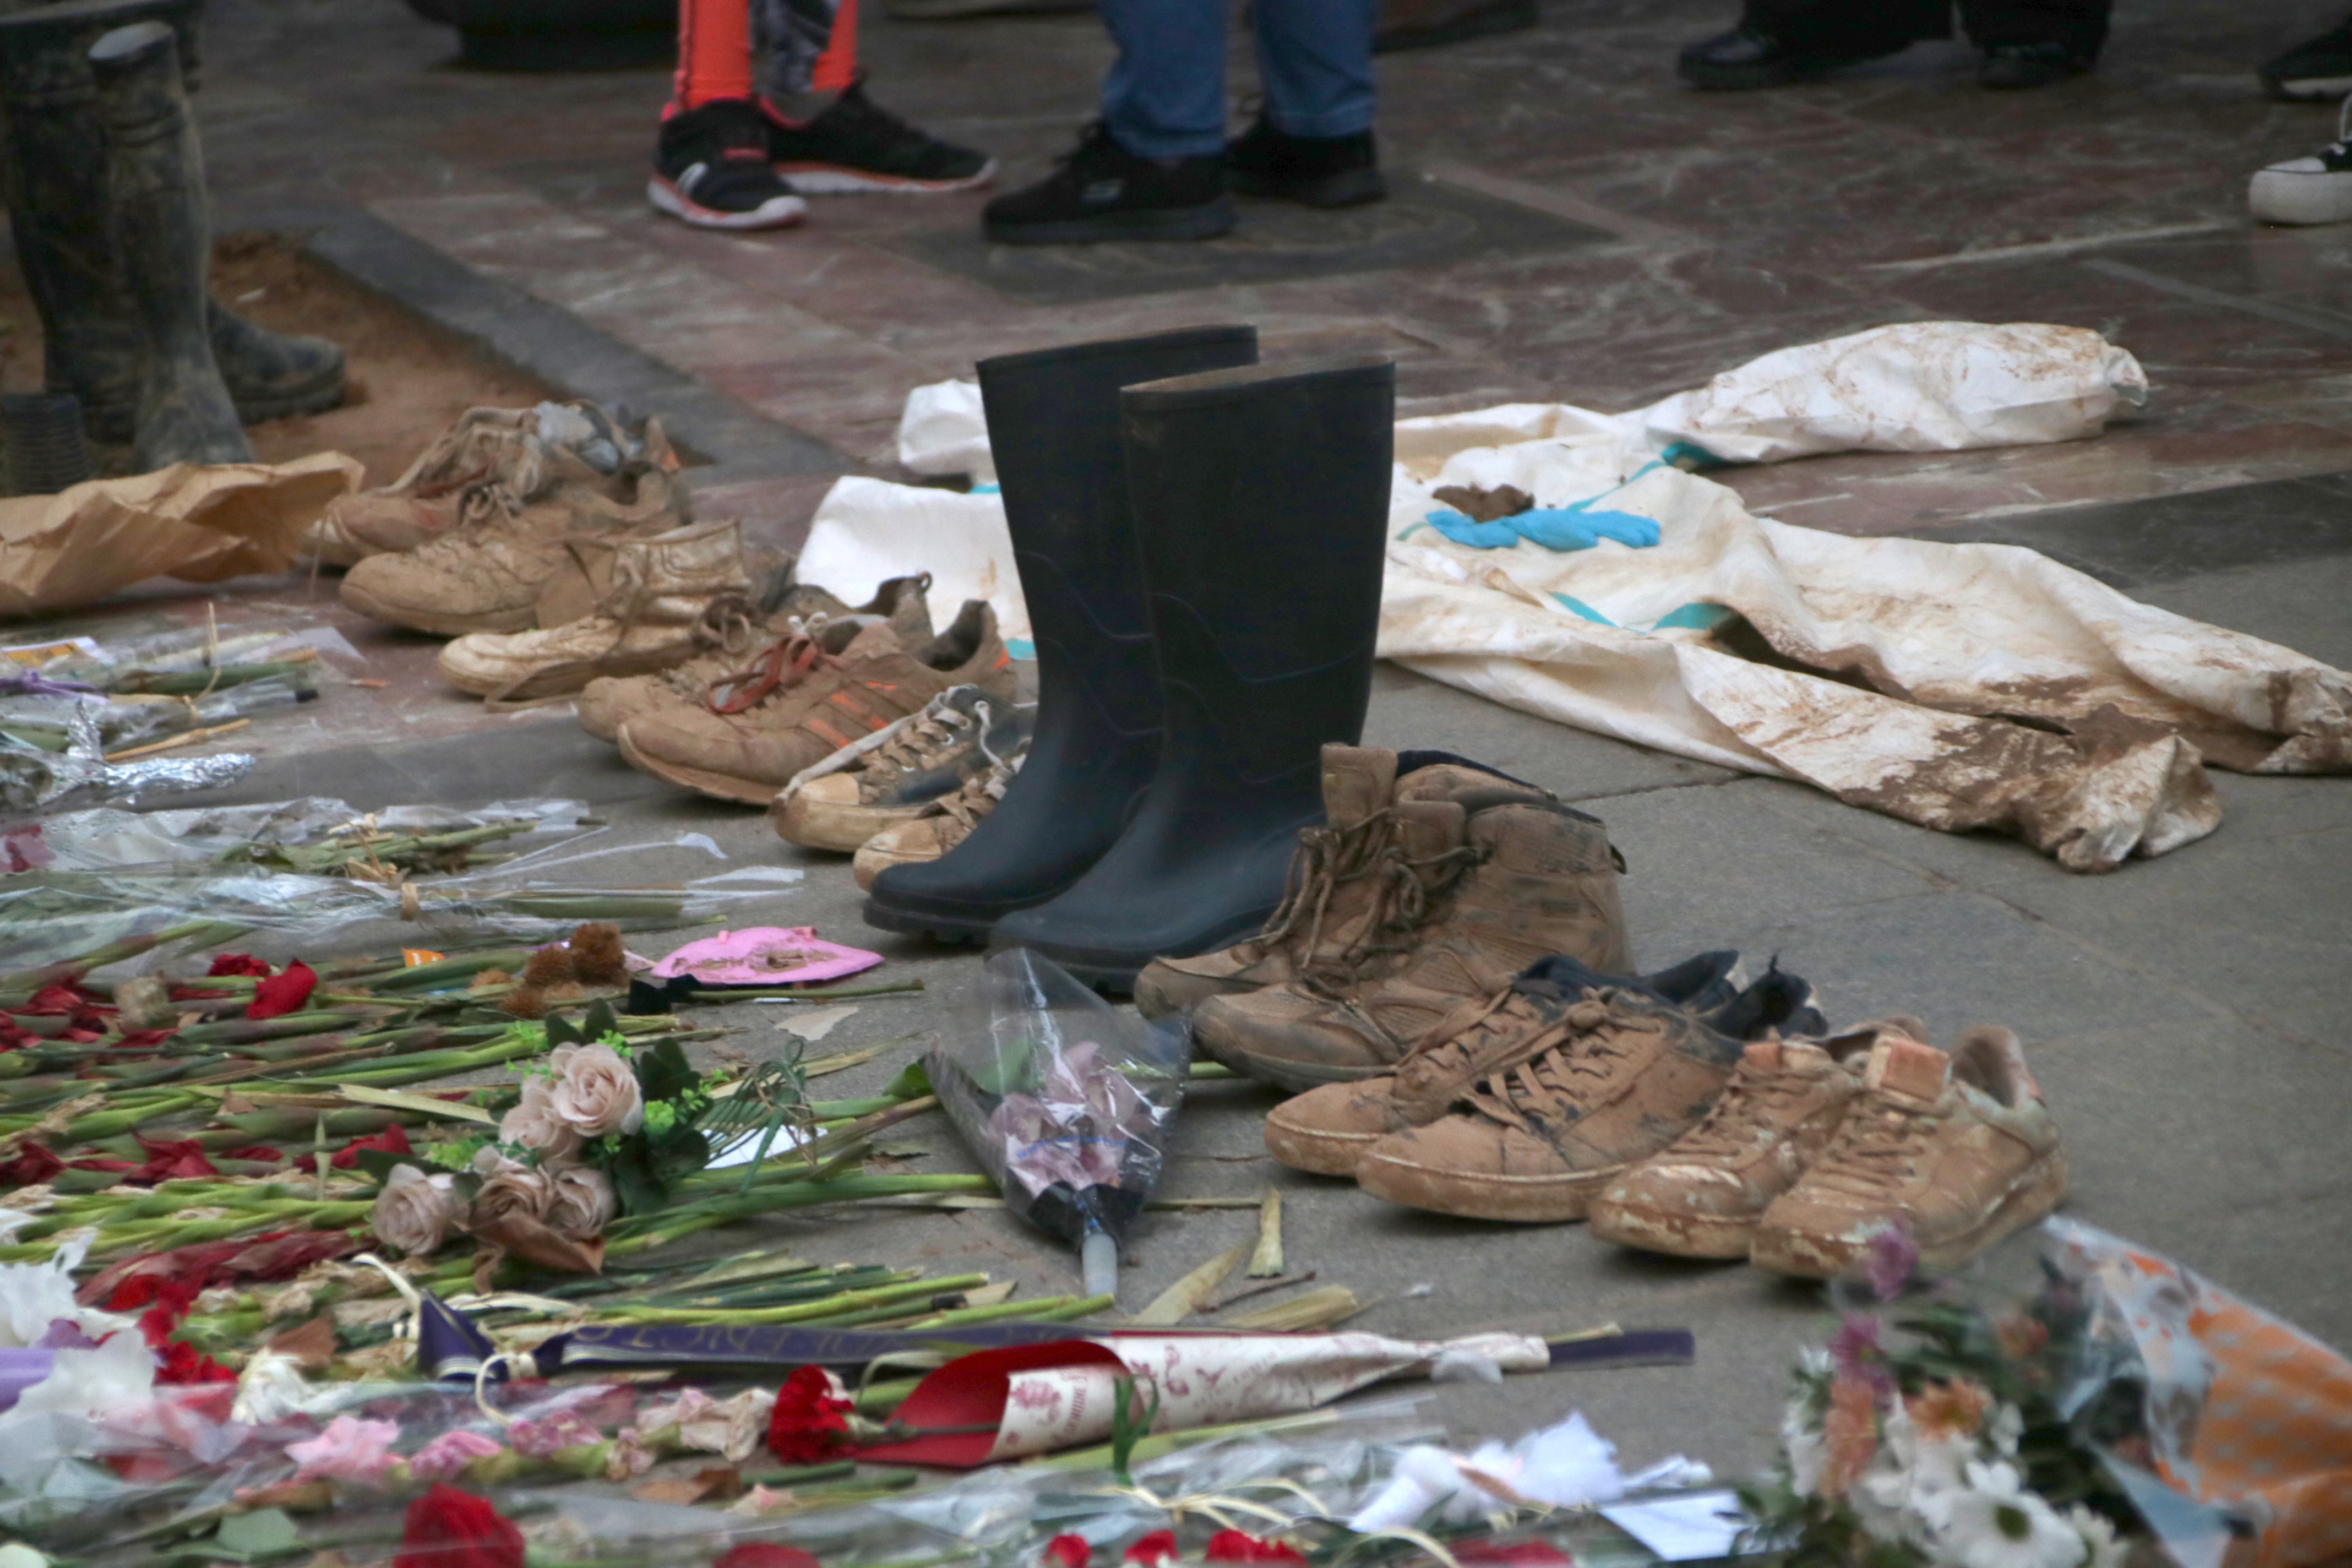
[1224,0,1386,205]
[1098,0,1231,159]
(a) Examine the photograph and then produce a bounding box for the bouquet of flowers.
[1741,1227,2143,1568]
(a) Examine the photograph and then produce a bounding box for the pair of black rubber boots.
[0,0,344,470]
[862,328,1394,993]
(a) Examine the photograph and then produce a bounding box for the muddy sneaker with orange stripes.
[1133,747,1552,1021]
[1193,798,1632,1092]
[852,748,1023,889]
[774,683,1028,852]
[574,575,934,742]
[1265,952,1820,1177]
[1587,1018,1916,1259]
[1750,1027,2067,1279]
[617,600,1014,804]
[1350,965,1822,1223]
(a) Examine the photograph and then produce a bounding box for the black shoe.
[982,123,1234,244]
[1979,41,2088,88]
[1373,0,1536,54]
[762,80,995,193]
[650,100,809,231]
[1224,119,1385,208]
[2261,14,2352,101]
[1675,24,1890,89]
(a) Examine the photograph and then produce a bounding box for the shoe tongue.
[1392,800,1466,866]
[1319,745,1399,828]
[1865,1037,1948,1107]
[836,622,899,659]
[1743,1038,1782,1072]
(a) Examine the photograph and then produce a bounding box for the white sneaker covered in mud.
[2251,98,2352,225]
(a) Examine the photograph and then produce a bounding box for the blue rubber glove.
[1424,505,1660,552]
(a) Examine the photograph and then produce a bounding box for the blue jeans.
[1099,0,1376,158]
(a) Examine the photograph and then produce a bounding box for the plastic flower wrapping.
[1744,1219,2352,1568]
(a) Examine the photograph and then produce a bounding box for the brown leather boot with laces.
[1133,746,1551,1020]
[1750,1027,2067,1278]
[1194,798,1631,1091]
[1353,973,1768,1222]
[1588,1017,1920,1258]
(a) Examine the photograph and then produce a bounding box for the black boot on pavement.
[1224,118,1385,208]
[1676,24,1897,88]
[982,122,1233,244]
[1979,41,2089,88]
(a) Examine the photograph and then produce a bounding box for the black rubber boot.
[89,20,249,467]
[986,354,1396,991]
[0,0,341,444]
[864,325,1261,944]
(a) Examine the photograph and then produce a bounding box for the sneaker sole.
[1194,1011,1392,1092]
[1226,167,1387,209]
[442,640,696,701]
[859,894,996,945]
[339,578,536,638]
[2250,170,2352,225]
[646,176,809,231]
[984,198,1238,246]
[1749,1151,2070,1279]
[1676,50,1885,89]
[1263,1112,1381,1178]
[614,724,785,805]
[774,159,998,194]
[1355,1145,1624,1222]
[2266,72,2352,100]
[773,793,929,852]
[1587,1196,1757,1260]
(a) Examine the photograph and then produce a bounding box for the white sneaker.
[2251,97,2352,225]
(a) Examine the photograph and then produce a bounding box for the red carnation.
[714,1548,824,1568]
[766,1364,855,1464]
[1453,1543,1571,1567]
[1124,1532,1179,1566]
[246,961,318,1021]
[128,1137,218,1185]
[155,1338,238,1385]
[0,1142,62,1186]
[208,955,273,977]
[1204,1533,1306,1565]
[395,1486,525,1568]
[1043,1537,1092,1568]
[331,1124,413,1169]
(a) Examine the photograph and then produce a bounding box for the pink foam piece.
[647,927,882,987]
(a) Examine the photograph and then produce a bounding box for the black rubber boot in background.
[0,0,342,445]
[988,354,1397,990]
[864,325,1261,943]
[90,20,251,468]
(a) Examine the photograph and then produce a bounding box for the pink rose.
[604,1427,655,1480]
[408,1429,506,1482]
[545,1164,616,1240]
[499,1077,584,1161]
[547,1043,644,1139]
[371,1165,458,1257]
[471,1165,552,1231]
[508,1409,602,1457]
[286,1414,402,1484]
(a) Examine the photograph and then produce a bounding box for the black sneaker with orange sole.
[762,80,995,193]
[650,99,810,230]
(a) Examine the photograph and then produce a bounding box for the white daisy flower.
[1923,1461,2088,1568]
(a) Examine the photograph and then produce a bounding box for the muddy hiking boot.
[1266,952,1821,1177]
[1587,1017,1918,1259]
[0,0,343,450]
[617,599,1015,804]
[773,683,1029,852]
[1750,1026,2067,1278]
[339,421,692,637]
[436,517,754,704]
[311,402,659,568]
[1193,794,1635,1091]
[853,747,1024,889]
[1351,960,1826,1222]
[574,573,933,742]
[1135,743,1551,1020]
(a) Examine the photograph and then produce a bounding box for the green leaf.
[216,1507,302,1558]
[884,1059,933,1100]
[351,1148,413,1188]
[582,999,618,1042]
[635,1037,698,1104]
[544,1014,582,1049]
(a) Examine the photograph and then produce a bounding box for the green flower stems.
[593,1271,988,1326]
[604,1174,997,1257]
[901,1293,1114,1330]
[0,919,247,998]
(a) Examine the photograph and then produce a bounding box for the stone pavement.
[70,0,2352,1479]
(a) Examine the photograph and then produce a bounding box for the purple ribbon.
[0,673,100,698]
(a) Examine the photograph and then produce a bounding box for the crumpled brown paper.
[0,453,361,618]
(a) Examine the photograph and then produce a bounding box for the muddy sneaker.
[774,684,1028,851]
[437,519,754,703]
[1586,1018,1919,1259]
[650,99,809,231]
[1351,967,1803,1223]
[574,575,933,742]
[1134,747,1551,1020]
[1750,1027,2067,1278]
[309,402,660,569]
[762,80,994,193]
[852,748,1022,889]
[1193,798,1632,1091]
[617,600,1015,804]
[1265,953,1818,1177]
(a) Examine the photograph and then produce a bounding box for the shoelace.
[1661,1062,1826,1161]
[1458,993,1657,1132]
[931,752,1021,830]
[861,699,984,788]
[1292,833,1488,1005]
[1249,807,1412,966]
[1390,986,1556,1096]
[704,618,846,715]
[1798,1093,1944,1200]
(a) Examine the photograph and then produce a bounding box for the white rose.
[545,1164,616,1240]
[500,1076,584,1161]
[548,1043,644,1139]
[371,1165,458,1257]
